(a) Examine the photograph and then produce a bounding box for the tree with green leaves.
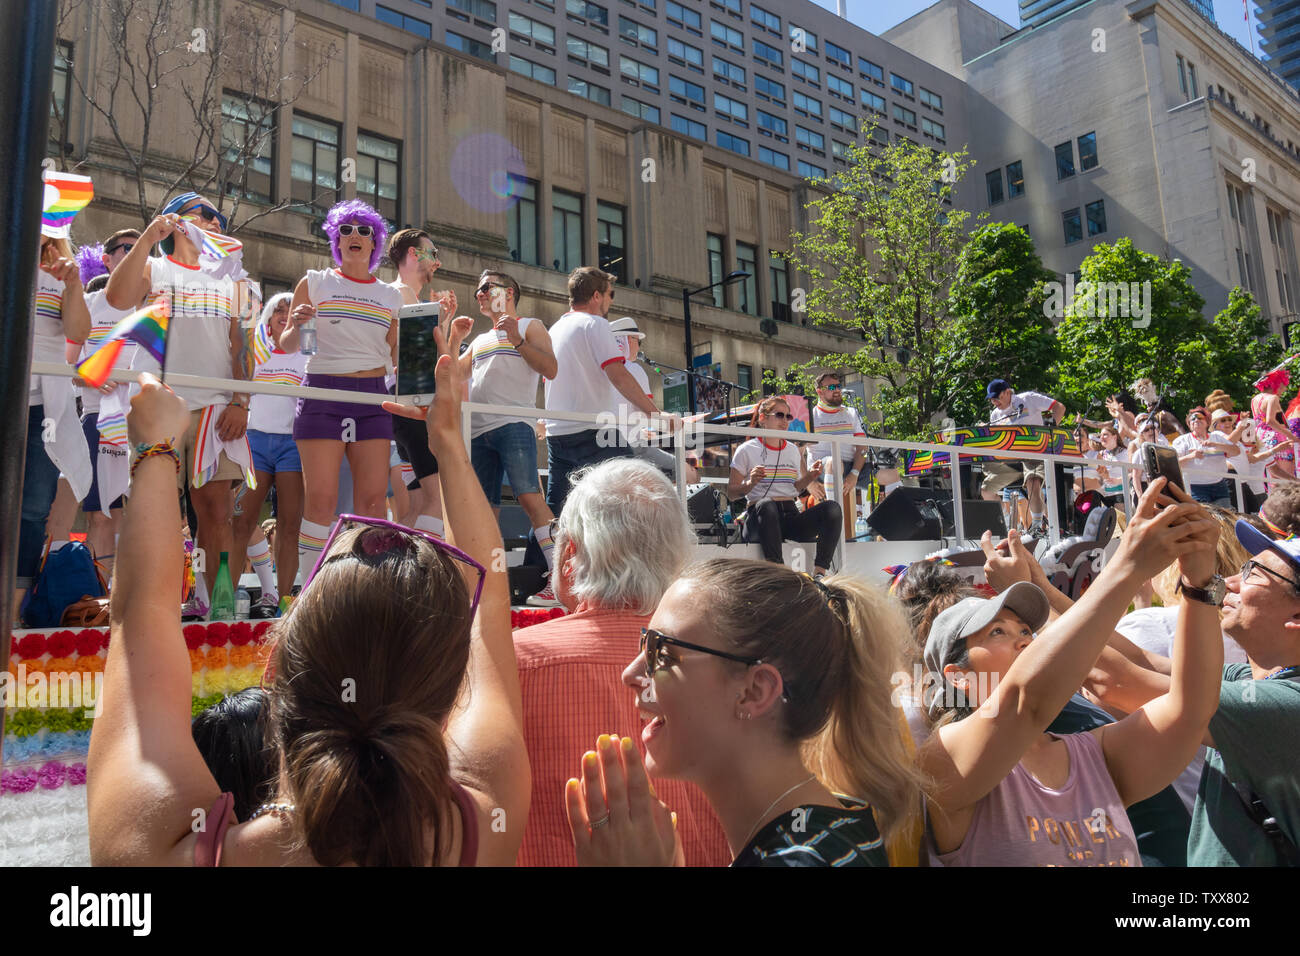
[1205,288,1284,409]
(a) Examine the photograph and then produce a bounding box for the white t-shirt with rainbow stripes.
[304,267,402,376]
[468,317,541,439]
[732,437,803,502]
[807,401,866,464]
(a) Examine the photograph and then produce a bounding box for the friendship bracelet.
[130,440,181,480]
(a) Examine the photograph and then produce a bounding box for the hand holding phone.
[1141,441,1184,494]
[397,301,441,406]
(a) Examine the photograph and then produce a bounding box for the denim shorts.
[249,429,302,474]
[472,421,541,505]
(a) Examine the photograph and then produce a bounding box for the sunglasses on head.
[338,223,375,238]
[301,514,486,620]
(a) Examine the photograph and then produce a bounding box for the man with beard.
[805,372,900,529]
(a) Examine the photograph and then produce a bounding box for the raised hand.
[567,734,681,867]
[127,372,190,448]
[1109,478,1215,584]
[383,315,474,455]
[979,528,1047,593]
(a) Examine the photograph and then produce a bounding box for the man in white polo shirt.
[544,267,673,513]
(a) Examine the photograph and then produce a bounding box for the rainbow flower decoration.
[41,171,94,239]
[76,297,169,388]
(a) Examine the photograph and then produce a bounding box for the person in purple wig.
[280,199,407,574]
[76,243,109,285]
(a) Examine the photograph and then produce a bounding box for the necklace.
[248,802,296,821]
[742,773,817,847]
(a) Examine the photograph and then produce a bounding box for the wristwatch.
[1176,574,1227,607]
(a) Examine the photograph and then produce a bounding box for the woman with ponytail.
[564,559,926,866]
[88,316,530,866]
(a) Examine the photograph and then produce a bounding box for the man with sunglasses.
[1088,520,1300,866]
[107,192,254,603]
[804,371,899,529]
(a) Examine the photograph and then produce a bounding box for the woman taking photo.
[1172,407,1240,507]
[280,200,405,576]
[729,396,839,578]
[87,316,530,866]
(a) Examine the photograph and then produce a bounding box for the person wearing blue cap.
[1088,516,1300,865]
[981,378,1066,535]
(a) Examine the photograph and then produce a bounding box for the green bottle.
[210,552,236,621]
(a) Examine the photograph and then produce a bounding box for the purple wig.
[322,199,388,273]
[76,243,108,285]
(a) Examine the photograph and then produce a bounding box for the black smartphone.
[1141,441,1184,493]
[397,302,440,406]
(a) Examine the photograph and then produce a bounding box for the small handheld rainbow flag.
[76,297,170,388]
[42,171,94,239]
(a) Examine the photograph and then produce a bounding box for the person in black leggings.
[729,396,841,576]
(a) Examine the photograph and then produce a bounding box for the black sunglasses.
[183,204,221,223]
[338,223,374,238]
[477,282,505,296]
[768,411,793,420]
[640,627,791,701]
[105,242,136,257]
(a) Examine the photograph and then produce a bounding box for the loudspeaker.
[959,499,1007,539]
[686,483,720,525]
[865,488,942,541]
[508,565,545,605]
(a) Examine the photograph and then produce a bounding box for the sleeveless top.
[927,731,1141,867]
[304,268,403,376]
[194,780,480,866]
[1252,393,1293,463]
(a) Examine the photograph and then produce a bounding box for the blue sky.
[812,0,1260,54]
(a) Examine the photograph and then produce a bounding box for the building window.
[567,36,610,69]
[669,74,706,109]
[221,93,275,204]
[376,4,432,37]
[737,363,753,394]
[707,233,725,306]
[985,169,1004,206]
[714,91,748,125]
[762,366,777,395]
[736,242,757,314]
[597,201,626,283]
[618,16,658,51]
[869,125,890,145]
[510,12,556,49]
[859,57,883,83]
[758,146,789,170]
[620,55,660,92]
[753,38,784,69]
[671,113,707,140]
[797,159,826,180]
[669,37,704,71]
[919,87,942,111]
[795,125,824,153]
[1176,53,1198,100]
[750,3,780,33]
[792,58,820,86]
[1078,131,1098,171]
[666,0,701,34]
[831,139,854,163]
[447,0,496,23]
[715,129,750,156]
[892,103,916,127]
[1055,141,1075,179]
[51,41,72,126]
[825,40,851,68]
[790,24,817,53]
[447,30,498,62]
[567,0,609,27]
[328,0,360,8]
[769,251,789,320]
[1063,207,1083,244]
[1086,199,1107,237]
[793,91,822,119]
[861,90,885,114]
[757,108,788,141]
[1188,62,1199,98]
[711,20,743,52]
[712,55,745,87]
[568,76,611,105]
[552,189,583,272]
[921,117,944,141]
[355,132,400,223]
[505,175,540,265]
[290,114,340,215]
[890,72,913,96]
[621,95,660,123]
[510,56,557,84]
[1006,160,1024,198]
[755,74,785,105]
[827,74,853,100]
[829,106,858,133]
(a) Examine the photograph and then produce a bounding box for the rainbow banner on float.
[75,297,170,388]
[903,425,1080,476]
[41,172,94,239]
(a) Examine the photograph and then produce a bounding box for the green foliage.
[1205,288,1284,409]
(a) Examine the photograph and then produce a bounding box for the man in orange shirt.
[513,458,730,866]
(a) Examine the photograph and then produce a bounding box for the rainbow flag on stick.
[42,171,94,239]
[76,297,170,388]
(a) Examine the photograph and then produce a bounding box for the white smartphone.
[397,301,440,407]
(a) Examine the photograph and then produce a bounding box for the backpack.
[20,540,108,629]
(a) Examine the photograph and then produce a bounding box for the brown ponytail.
[749,395,788,428]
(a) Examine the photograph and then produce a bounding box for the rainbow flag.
[181,216,243,259]
[251,319,275,366]
[76,297,170,388]
[41,171,94,239]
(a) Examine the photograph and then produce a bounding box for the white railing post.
[952,453,965,544]
[1044,459,1062,545]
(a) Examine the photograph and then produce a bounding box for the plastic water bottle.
[209,553,236,621]
[235,587,251,620]
[299,318,318,356]
[855,514,869,540]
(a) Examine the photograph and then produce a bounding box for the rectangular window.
[737,363,753,394]
[619,16,658,50]
[376,4,432,37]
[667,0,701,33]
[714,91,748,125]
[769,251,789,320]
[890,72,913,96]
[1085,199,1107,236]
[707,233,725,306]
[919,87,942,111]
[1188,62,1198,98]
[829,106,858,132]
[757,109,787,140]
[669,37,704,71]
[597,201,626,283]
[792,59,820,86]
[671,112,707,139]
[1078,131,1098,171]
[758,145,789,170]
[669,74,705,108]
[568,76,611,105]
[447,0,496,22]
[825,40,851,68]
[711,20,743,51]
[751,3,780,32]
[328,0,360,9]
[506,175,540,265]
[715,129,750,156]
[798,159,826,180]
[356,131,400,223]
[552,188,583,273]
[793,91,822,119]
[986,169,1003,206]
[1055,141,1075,179]
[1006,160,1024,198]
[1177,54,1188,99]
[762,366,777,396]
[892,103,916,126]
[51,41,72,126]
[755,74,785,105]
[753,38,784,68]
[620,55,659,92]
[221,93,275,204]
[921,117,944,141]
[1062,207,1083,244]
[714,0,741,12]
[447,30,498,62]
[859,57,883,83]
[567,36,610,68]
[510,55,557,84]
[566,0,609,27]
[869,125,890,145]
[736,242,758,314]
[510,12,556,48]
[790,24,817,52]
[290,114,340,215]
[795,125,824,152]
[861,90,885,114]
[621,94,660,123]
[827,74,853,100]
[712,55,745,86]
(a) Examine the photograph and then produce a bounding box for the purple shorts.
[293,374,393,443]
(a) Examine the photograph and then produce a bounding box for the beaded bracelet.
[130,441,181,480]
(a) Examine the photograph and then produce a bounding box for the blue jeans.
[473,421,542,506]
[545,427,631,515]
[17,405,62,588]
[1189,479,1232,507]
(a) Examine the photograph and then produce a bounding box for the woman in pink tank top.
[918,479,1224,866]
[87,319,530,866]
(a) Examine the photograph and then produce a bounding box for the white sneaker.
[526,583,562,608]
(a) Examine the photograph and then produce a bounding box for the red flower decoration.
[15,633,47,660]
[206,622,230,647]
[183,625,208,650]
[46,630,77,658]
[229,621,254,646]
[75,630,105,656]
[252,621,273,641]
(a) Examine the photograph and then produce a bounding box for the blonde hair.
[1152,505,1249,604]
[41,236,74,266]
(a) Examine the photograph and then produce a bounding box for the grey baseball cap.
[923,581,1051,675]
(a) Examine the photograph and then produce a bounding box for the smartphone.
[1141,441,1184,493]
[397,302,440,406]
